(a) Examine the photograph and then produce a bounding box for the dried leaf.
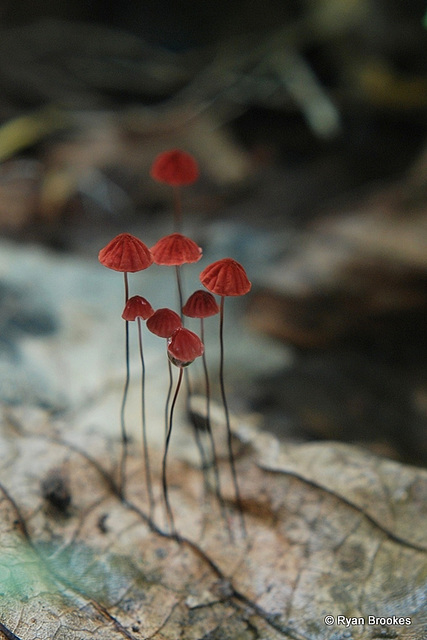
[0,400,426,640]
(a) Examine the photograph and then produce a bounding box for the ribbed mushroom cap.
[146,308,182,338]
[182,290,219,318]
[151,233,202,266]
[167,327,204,367]
[199,258,251,297]
[150,149,199,186]
[98,233,153,272]
[122,296,154,321]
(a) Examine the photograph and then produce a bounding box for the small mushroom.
[151,233,202,313]
[122,295,155,518]
[199,258,251,298]
[146,307,182,338]
[199,258,251,537]
[121,295,154,322]
[182,289,220,320]
[151,233,202,266]
[182,290,230,535]
[162,327,204,535]
[147,308,183,449]
[167,326,204,368]
[98,233,153,497]
[98,232,153,297]
[150,149,199,232]
[150,149,199,186]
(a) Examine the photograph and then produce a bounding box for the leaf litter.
[0,403,426,640]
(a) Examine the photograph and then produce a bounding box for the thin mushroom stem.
[137,317,155,519]
[182,297,207,479]
[172,185,182,232]
[162,366,184,538]
[201,318,233,541]
[119,271,130,498]
[123,271,129,302]
[165,353,174,441]
[219,296,246,537]
[175,265,184,317]
[185,366,211,508]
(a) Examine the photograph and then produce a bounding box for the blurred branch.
[0,6,365,127]
[0,2,425,138]
[0,4,426,230]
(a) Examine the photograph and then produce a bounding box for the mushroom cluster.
[98,149,251,540]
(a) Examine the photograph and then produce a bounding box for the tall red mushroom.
[182,290,230,535]
[122,295,155,517]
[161,327,204,535]
[98,233,153,496]
[98,232,153,299]
[122,294,154,322]
[146,307,182,339]
[199,258,251,536]
[167,326,204,367]
[150,149,199,232]
[151,233,202,265]
[146,307,183,450]
[151,233,202,313]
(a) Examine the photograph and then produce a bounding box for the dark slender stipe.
[165,354,174,440]
[173,185,182,232]
[175,265,184,317]
[185,363,218,541]
[185,366,211,501]
[137,317,155,518]
[162,366,184,536]
[185,368,208,473]
[119,272,130,497]
[176,260,211,514]
[123,271,129,302]
[200,318,232,540]
[219,297,246,537]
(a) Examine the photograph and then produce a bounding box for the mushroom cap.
[151,233,202,266]
[150,149,199,186]
[146,308,182,338]
[199,258,251,297]
[182,290,219,318]
[167,327,204,367]
[98,233,153,272]
[122,296,154,321]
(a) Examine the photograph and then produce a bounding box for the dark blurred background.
[0,0,426,465]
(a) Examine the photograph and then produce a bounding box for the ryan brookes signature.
[324,615,412,627]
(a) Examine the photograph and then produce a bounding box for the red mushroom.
[199,258,251,536]
[182,289,220,319]
[199,258,251,297]
[150,149,199,232]
[121,295,154,322]
[150,149,199,186]
[146,306,183,501]
[167,326,204,368]
[98,233,153,497]
[151,233,202,313]
[181,291,229,534]
[161,327,204,535]
[121,296,155,517]
[151,233,202,266]
[146,308,182,338]
[99,233,153,298]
